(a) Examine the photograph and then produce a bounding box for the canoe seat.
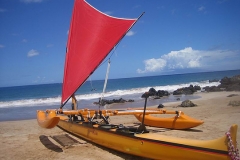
[81,121,98,126]
[116,127,138,135]
[99,124,119,130]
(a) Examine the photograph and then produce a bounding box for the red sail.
[61,0,137,105]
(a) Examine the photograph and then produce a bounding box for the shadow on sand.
[39,135,63,152]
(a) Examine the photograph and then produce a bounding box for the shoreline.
[0,91,240,159]
[0,93,201,122]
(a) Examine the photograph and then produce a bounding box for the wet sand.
[0,91,240,160]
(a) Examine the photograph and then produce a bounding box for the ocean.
[1,69,240,121]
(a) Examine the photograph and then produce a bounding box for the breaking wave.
[0,81,219,108]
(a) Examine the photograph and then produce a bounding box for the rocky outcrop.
[202,86,222,92]
[173,85,201,95]
[203,75,240,92]
[218,75,240,91]
[142,88,170,99]
[94,98,134,106]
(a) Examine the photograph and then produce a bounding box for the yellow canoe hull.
[134,112,204,129]
[57,117,234,160]
[37,111,237,160]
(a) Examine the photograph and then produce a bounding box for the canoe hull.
[57,117,233,160]
[37,110,60,129]
[134,113,204,129]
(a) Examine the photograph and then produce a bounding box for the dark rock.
[221,75,240,85]
[95,98,134,106]
[173,85,201,95]
[172,90,183,95]
[157,90,170,97]
[148,88,157,96]
[142,88,170,98]
[194,85,201,91]
[227,94,239,97]
[204,74,240,92]
[158,104,164,108]
[179,100,197,107]
[203,86,222,92]
[220,76,231,85]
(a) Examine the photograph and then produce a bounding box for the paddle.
[137,92,150,133]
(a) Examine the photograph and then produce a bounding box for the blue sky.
[0,0,240,87]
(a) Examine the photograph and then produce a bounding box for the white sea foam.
[0,81,220,108]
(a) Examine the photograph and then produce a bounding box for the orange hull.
[134,113,204,129]
[37,110,60,129]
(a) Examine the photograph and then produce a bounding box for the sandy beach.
[0,91,240,160]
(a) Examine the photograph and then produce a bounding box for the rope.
[89,76,96,91]
[225,130,240,160]
[100,59,111,107]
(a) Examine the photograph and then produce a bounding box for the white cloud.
[162,47,201,69]
[126,30,135,36]
[20,0,43,3]
[27,49,39,57]
[137,58,166,73]
[137,47,240,74]
[0,44,5,48]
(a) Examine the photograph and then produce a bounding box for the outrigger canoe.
[37,0,239,159]
[37,109,190,129]
[37,109,239,160]
[134,110,204,129]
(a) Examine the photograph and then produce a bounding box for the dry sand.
[0,91,240,160]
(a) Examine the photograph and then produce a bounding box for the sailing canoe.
[36,0,239,159]
[37,109,203,129]
[134,112,204,129]
[37,110,238,160]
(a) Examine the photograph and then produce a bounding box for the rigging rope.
[89,76,96,91]
[100,59,111,107]
[97,42,119,69]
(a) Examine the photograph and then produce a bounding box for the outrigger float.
[134,111,204,129]
[37,0,239,159]
[126,107,204,129]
